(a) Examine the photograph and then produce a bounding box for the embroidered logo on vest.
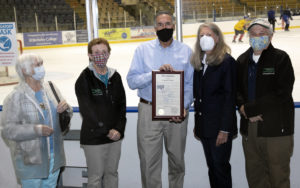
[91,89,103,96]
[262,67,275,75]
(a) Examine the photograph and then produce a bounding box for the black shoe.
[238,40,243,42]
[232,40,236,43]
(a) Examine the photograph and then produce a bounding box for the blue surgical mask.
[32,66,45,80]
[249,36,269,51]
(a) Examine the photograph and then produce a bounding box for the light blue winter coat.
[0,81,73,180]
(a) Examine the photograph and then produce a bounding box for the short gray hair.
[15,53,42,81]
[154,11,174,26]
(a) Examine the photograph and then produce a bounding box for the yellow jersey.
[234,19,250,31]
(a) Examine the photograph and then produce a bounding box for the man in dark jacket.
[236,18,294,188]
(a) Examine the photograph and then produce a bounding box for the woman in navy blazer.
[191,23,237,188]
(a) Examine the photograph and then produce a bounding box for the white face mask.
[200,35,215,51]
[32,66,45,80]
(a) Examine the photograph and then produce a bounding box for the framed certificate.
[152,71,184,120]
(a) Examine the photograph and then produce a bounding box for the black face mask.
[156,28,174,42]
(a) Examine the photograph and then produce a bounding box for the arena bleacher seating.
[0,0,299,33]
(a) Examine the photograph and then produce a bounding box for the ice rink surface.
[1,28,300,106]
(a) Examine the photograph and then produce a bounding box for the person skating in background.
[267,7,277,32]
[233,16,251,43]
[280,8,293,31]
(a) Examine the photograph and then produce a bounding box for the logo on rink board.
[0,36,11,51]
[0,22,18,66]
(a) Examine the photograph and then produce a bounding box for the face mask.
[92,53,109,68]
[156,28,174,42]
[200,35,215,51]
[249,36,269,51]
[32,66,45,80]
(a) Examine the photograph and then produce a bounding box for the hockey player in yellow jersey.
[233,16,251,43]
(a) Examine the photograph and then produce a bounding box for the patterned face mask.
[92,53,110,68]
[249,36,269,51]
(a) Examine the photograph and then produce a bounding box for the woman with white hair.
[1,53,73,188]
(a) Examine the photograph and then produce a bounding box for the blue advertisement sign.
[0,36,12,52]
[0,22,18,66]
[23,31,63,47]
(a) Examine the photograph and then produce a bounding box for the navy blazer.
[193,53,237,138]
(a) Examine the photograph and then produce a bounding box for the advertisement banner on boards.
[0,22,18,66]
[131,26,156,39]
[99,28,131,40]
[76,30,88,43]
[62,31,76,44]
[23,31,62,47]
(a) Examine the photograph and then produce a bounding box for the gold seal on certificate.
[152,71,184,120]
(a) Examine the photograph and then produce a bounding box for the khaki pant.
[137,102,188,188]
[82,141,122,188]
[242,122,293,188]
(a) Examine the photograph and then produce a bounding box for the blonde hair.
[191,23,231,71]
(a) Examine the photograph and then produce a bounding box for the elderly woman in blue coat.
[1,53,72,188]
[191,23,237,188]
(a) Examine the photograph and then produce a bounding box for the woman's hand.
[239,105,247,119]
[35,124,53,136]
[107,129,121,141]
[193,128,201,141]
[57,100,69,113]
[216,131,228,146]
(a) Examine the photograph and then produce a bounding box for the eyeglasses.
[92,51,109,55]
[156,22,173,29]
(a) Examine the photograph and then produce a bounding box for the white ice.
[1,28,300,106]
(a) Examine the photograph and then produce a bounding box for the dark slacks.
[268,18,276,32]
[201,137,233,188]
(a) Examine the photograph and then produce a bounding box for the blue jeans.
[21,153,60,188]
